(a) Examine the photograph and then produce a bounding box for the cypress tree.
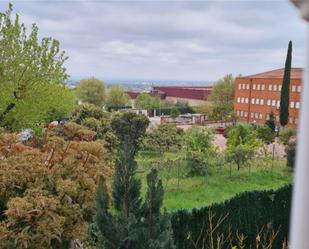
[280,41,292,128]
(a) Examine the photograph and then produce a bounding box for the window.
[267,99,271,106]
[292,85,296,92]
[295,118,299,124]
[241,97,245,103]
[290,101,295,108]
[260,99,264,105]
[269,84,273,91]
[259,113,263,119]
[251,98,255,104]
[289,117,294,124]
[238,84,242,90]
[262,84,265,90]
[247,84,250,90]
[245,98,249,104]
[277,100,280,108]
[251,112,254,118]
[297,86,302,92]
[243,84,246,89]
[296,102,300,109]
[279,85,282,91]
[240,111,244,117]
[255,113,259,119]
[266,114,270,120]
[253,84,256,90]
[257,84,261,90]
[272,100,276,107]
[276,116,280,122]
[256,99,260,105]
[244,112,248,117]
[273,85,277,91]
[237,97,241,103]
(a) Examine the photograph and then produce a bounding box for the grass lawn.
[137,152,293,211]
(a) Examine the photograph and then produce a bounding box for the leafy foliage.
[257,125,275,144]
[279,128,296,145]
[76,78,106,107]
[135,93,161,111]
[70,104,118,151]
[106,85,130,109]
[225,124,261,170]
[182,127,216,176]
[0,4,74,130]
[208,74,235,121]
[0,126,113,249]
[142,124,183,154]
[286,139,296,168]
[280,41,292,127]
[170,106,180,118]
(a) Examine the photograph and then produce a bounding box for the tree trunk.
[0,102,16,124]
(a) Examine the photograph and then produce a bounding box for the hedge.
[171,185,292,249]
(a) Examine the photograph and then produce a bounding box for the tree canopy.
[135,93,161,111]
[208,74,235,121]
[106,85,130,109]
[75,78,106,107]
[0,4,74,130]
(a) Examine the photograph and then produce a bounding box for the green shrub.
[279,128,296,145]
[286,139,296,168]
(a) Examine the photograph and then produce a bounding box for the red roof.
[152,86,212,100]
[240,67,304,79]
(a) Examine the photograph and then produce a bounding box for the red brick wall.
[234,77,302,128]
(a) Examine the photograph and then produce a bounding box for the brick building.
[234,68,303,128]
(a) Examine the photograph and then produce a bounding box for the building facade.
[234,68,303,128]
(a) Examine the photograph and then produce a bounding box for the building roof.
[126,86,212,101]
[240,68,304,79]
[153,86,212,100]
[125,91,166,100]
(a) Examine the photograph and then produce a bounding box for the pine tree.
[280,41,292,128]
[265,112,276,132]
[94,112,175,249]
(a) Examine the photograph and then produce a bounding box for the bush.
[257,125,275,144]
[279,128,296,145]
[286,139,296,168]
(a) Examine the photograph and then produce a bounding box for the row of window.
[236,111,298,124]
[236,97,300,109]
[238,83,302,93]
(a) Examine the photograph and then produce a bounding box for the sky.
[0,0,307,82]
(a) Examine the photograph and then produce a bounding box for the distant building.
[234,68,303,128]
[126,86,212,108]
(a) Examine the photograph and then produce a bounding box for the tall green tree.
[95,112,175,249]
[106,85,130,109]
[280,41,292,128]
[208,74,235,122]
[135,93,161,111]
[76,77,106,107]
[0,4,73,130]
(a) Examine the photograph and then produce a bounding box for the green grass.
[137,152,293,211]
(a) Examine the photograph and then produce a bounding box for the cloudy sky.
[0,0,306,82]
